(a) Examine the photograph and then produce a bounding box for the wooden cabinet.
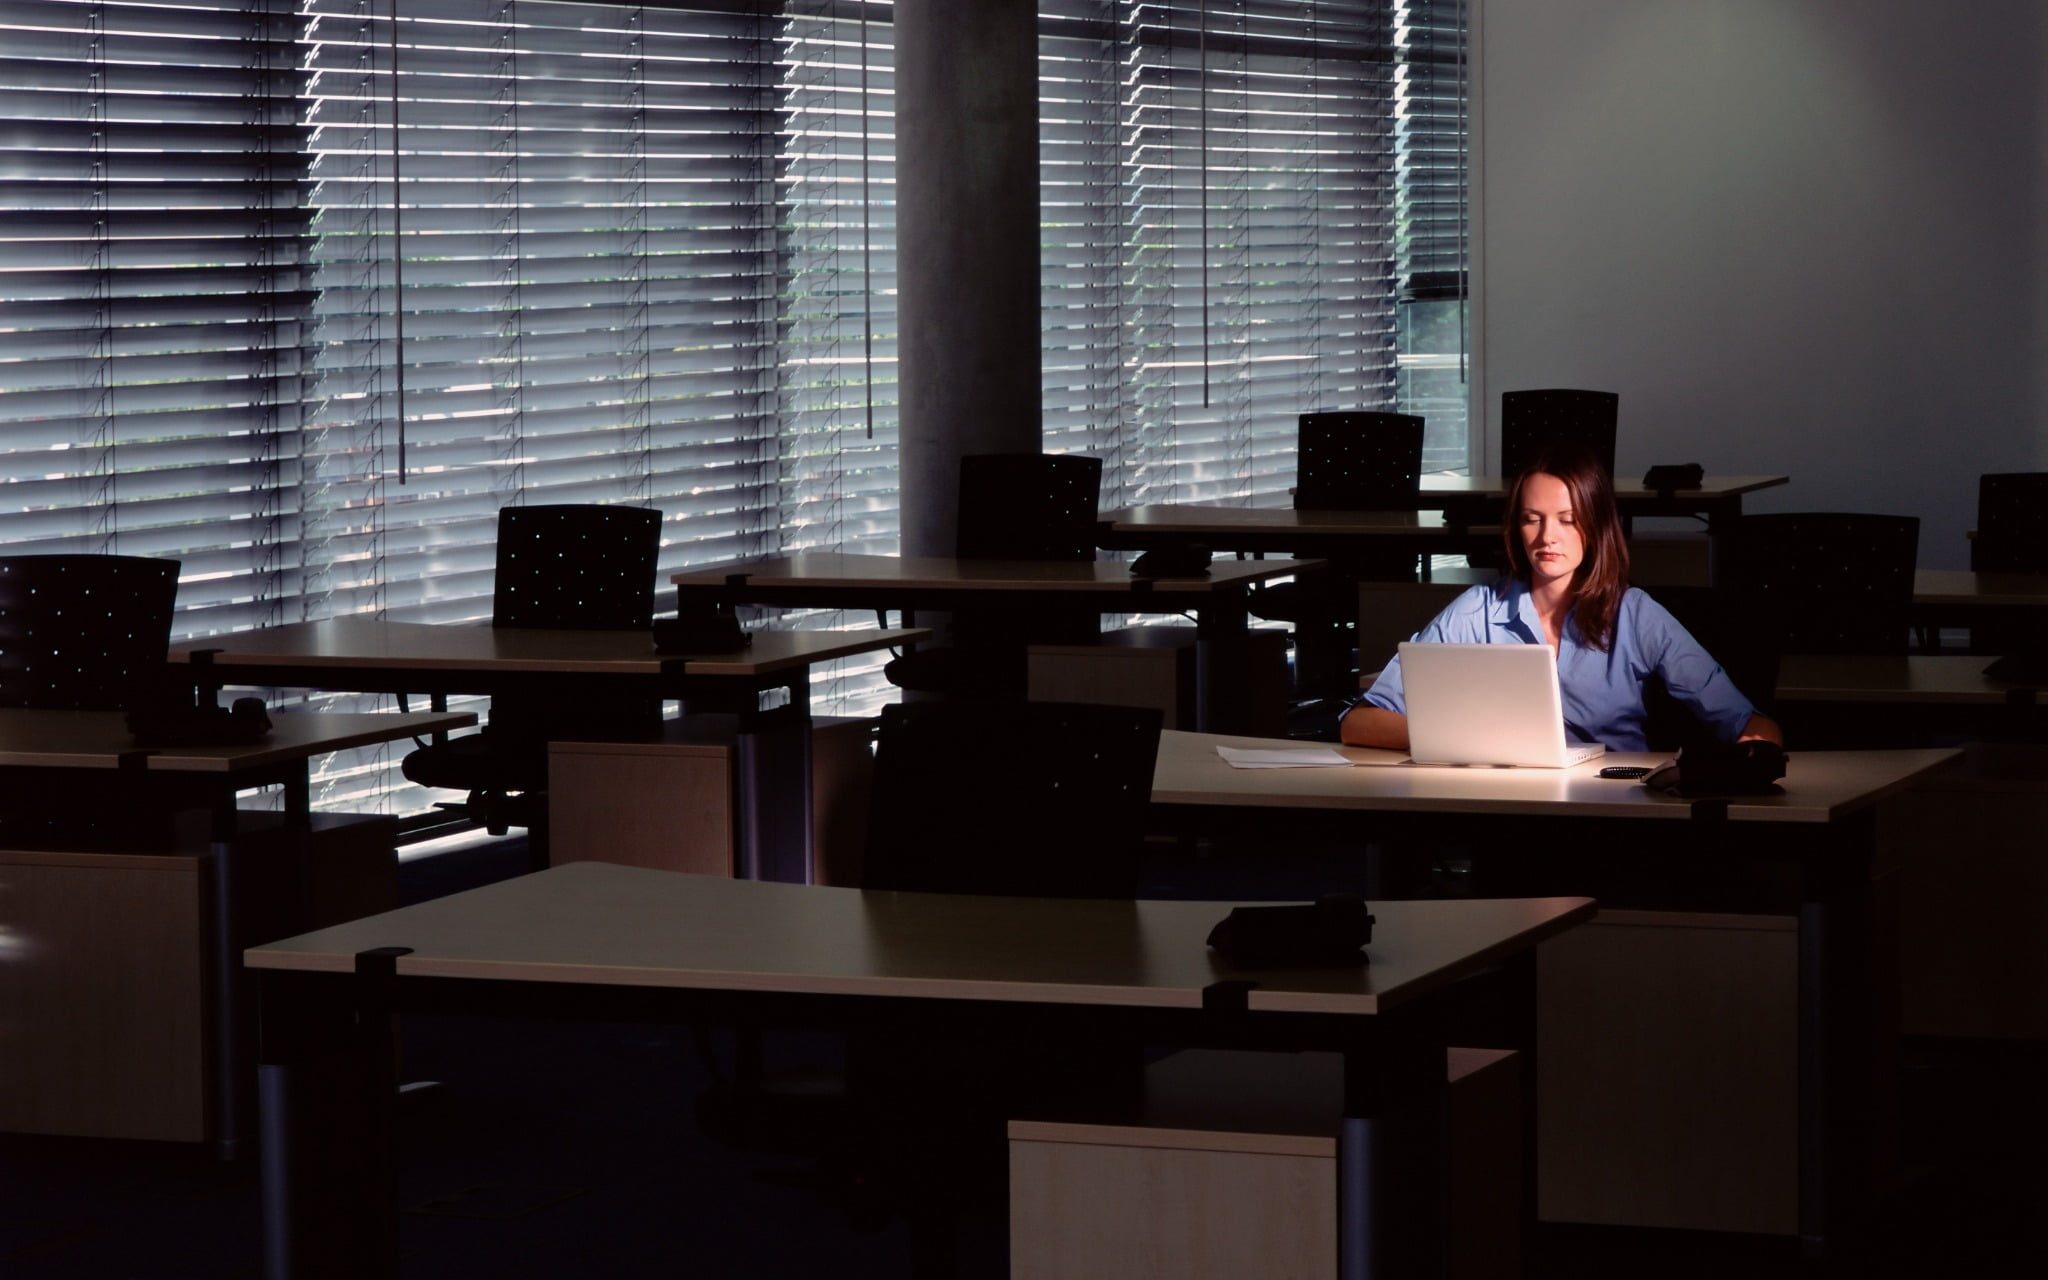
[1537,909,1799,1234]
[1009,1047,1520,1280]
[0,811,397,1143]
[548,716,877,884]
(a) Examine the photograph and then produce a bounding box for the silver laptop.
[1399,642,1607,768]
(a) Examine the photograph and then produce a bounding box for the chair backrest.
[1500,388,1619,479]
[863,699,1162,899]
[1973,472,2048,573]
[955,453,1102,562]
[1294,411,1425,511]
[493,504,663,630]
[1638,584,1783,750]
[0,554,179,710]
[1711,513,1919,656]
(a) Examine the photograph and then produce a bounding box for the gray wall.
[1480,0,2047,566]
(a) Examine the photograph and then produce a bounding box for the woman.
[1340,443,1782,751]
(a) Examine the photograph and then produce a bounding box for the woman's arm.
[1339,702,1410,749]
[1737,712,1783,745]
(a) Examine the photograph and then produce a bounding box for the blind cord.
[388,0,408,483]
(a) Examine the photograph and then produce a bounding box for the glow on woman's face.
[1518,471,1585,591]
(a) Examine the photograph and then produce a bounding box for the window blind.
[1392,0,1468,471]
[1038,1,1402,509]
[0,0,310,636]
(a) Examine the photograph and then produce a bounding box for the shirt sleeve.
[1355,584,1497,716]
[1632,591,1757,742]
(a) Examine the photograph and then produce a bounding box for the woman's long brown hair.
[1501,442,1631,651]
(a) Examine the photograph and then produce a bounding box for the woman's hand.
[1736,712,1784,746]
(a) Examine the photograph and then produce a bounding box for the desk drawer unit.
[1010,1046,1519,1280]
[1537,908,1799,1235]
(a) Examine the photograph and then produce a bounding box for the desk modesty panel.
[168,619,929,681]
[246,861,1594,1018]
[1150,731,1960,825]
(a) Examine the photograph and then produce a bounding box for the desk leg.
[209,793,244,1160]
[259,955,404,1280]
[1797,816,1879,1262]
[1194,594,1252,735]
[732,671,813,884]
[1339,1029,1446,1280]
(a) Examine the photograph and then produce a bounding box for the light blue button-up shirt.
[1357,580,1757,751]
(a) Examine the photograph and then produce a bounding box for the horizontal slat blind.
[1039,1,1401,508]
[1393,0,1468,472]
[300,0,785,629]
[0,0,308,635]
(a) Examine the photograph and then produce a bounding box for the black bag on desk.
[1642,463,1705,493]
[1207,893,1375,968]
[1643,740,1786,797]
[127,695,272,746]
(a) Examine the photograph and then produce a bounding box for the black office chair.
[0,553,181,846]
[863,699,1162,899]
[1711,513,1919,656]
[1256,412,1426,700]
[884,452,1104,697]
[1500,388,1618,479]
[1639,584,1784,752]
[400,503,663,835]
[697,699,1161,1246]
[0,554,180,711]
[1967,473,2048,656]
[1971,472,2048,574]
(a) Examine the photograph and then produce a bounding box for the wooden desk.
[671,552,1314,735]
[1150,730,1956,1256]
[1776,654,2036,707]
[1913,568,2048,639]
[167,620,927,883]
[0,708,472,1155]
[247,860,1593,1279]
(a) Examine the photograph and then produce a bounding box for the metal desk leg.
[1797,814,1880,1262]
[1194,593,1252,735]
[732,671,813,884]
[209,790,244,1160]
[1339,1027,1447,1280]
[259,952,406,1280]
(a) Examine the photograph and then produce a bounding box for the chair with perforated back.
[1257,412,1427,699]
[955,452,1102,562]
[862,699,1162,898]
[1639,584,1783,751]
[1500,389,1619,479]
[401,503,663,834]
[0,554,180,711]
[0,554,181,846]
[696,698,1161,1238]
[1972,473,2048,574]
[1711,513,1919,656]
[1294,411,1426,512]
[884,453,1104,697]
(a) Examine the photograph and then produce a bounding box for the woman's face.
[1518,471,1585,591]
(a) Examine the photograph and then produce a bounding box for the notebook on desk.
[1399,642,1606,768]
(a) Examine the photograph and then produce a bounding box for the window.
[1042,1,1466,506]
[0,0,1467,815]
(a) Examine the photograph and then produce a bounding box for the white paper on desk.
[1216,746,1357,769]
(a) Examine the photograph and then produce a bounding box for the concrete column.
[893,0,1041,557]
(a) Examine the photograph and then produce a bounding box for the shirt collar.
[1495,575,1578,646]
